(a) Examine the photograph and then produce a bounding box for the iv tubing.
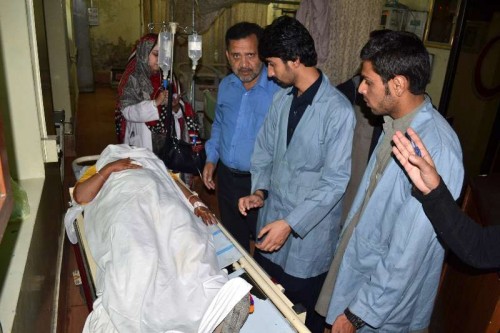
[168,22,178,82]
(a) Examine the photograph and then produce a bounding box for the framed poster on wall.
[404,11,428,40]
[424,0,462,49]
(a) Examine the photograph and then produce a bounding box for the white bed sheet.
[77,145,243,333]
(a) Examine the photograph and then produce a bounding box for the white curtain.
[299,0,385,85]
[201,2,269,66]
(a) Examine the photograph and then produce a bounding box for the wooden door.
[431,176,500,332]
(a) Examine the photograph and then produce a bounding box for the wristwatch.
[344,308,366,330]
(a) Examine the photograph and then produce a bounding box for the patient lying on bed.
[67,144,252,333]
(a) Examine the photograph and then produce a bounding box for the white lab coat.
[122,99,158,151]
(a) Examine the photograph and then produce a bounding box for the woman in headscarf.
[115,33,201,155]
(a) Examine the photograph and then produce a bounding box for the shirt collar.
[287,69,322,107]
[382,96,429,134]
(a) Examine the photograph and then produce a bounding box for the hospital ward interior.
[0,0,499,332]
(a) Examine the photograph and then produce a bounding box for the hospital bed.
[70,156,310,333]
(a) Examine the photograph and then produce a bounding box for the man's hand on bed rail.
[73,158,142,204]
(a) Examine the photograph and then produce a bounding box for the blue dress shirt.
[205,67,280,171]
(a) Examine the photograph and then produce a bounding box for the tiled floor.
[59,240,90,333]
[75,85,118,157]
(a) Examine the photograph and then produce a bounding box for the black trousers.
[216,162,258,252]
[254,252,327,333]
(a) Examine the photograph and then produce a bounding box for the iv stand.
[169,22,178,84]
[189,0,196,106]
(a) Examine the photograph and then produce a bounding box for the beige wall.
[0,2,66,333]
[400,0,428,11]
[87,0,142,80]
[0,0,46,180]
[45,0,73,123]
[425,47,450,107]
[66,0,79,117]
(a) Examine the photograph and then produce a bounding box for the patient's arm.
[73,158,142,204]
[173,177,218,226]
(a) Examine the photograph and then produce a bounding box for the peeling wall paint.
[87,0,142,76]
[92,37,132,72]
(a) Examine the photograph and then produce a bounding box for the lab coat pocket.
[304,126,325,169]
[283,183,313,207]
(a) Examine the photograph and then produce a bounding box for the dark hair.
[259,16,317,67]
[225,22,263,48]
[360,30,430,94]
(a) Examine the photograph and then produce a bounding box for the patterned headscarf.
[115,33,167,142]
[115,33,202,149]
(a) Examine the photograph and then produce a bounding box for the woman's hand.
[187,193,217,226]
[74,158,142,204]
[99,157,143,179]
[154,91,181,109]
[154,90,168,107]
[194,206,218,226]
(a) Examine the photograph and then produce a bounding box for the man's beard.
[271,76,291,88]
[237,68,259,83]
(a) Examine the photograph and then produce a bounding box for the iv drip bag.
[158,31,173,79]
[188,33,202,70]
